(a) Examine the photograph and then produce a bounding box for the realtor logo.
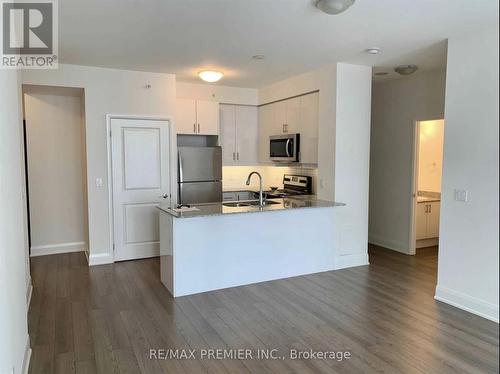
[1,0,58,69]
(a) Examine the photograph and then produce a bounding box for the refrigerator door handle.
[178,152,184,183]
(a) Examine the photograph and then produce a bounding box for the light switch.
[454,189,468,202]
[320,179,325,188]
[95,177,103,187]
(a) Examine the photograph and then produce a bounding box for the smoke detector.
[316,0,355,15]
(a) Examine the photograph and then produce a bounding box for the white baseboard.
[22,336,31,374]
[88,252,114,266]
[334,253,369,270]
[369,234,410,254]
[416,238,439,248]
[30,241,86,257]
[435,285,499,323]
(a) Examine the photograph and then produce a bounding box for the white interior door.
[111,118,170,261]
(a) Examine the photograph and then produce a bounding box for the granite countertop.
[417,196,441,203]
[158,195,345,219]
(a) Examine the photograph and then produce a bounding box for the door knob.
[159,193,169,199]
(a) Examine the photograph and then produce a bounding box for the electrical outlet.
[454,189,468,202]
[95,177,103,187]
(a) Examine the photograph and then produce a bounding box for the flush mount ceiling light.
[365,47,381,55]
[315,0,355,15]
[198,71,224,83]
[394,65,418,75]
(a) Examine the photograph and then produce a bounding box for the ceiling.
[59,0,499,88]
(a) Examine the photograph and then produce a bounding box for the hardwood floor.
[28,245,499,374]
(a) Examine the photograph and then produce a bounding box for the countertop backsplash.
[222,165,318,193]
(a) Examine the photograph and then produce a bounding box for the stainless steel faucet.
[246,171,265,207]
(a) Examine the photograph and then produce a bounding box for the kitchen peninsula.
[158,195,344,297]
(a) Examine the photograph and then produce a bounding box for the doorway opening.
[410,119,445,255]
[22,85,89,258]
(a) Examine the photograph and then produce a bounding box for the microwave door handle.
[285,139,291,157]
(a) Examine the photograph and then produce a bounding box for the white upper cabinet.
[285,96,301,134]
[299,92,319,164]
[220,104,237,164]
[258,103,274,163]
[176,98,197,134]
[235,105,258,164]
[196,100,219,135]
[220,104,258,165]
[273,100,287,134]
[257,92,319,164]
[176,99,219,135]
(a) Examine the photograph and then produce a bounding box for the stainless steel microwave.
[270,134,300,162]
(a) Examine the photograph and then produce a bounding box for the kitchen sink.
[223,202,252,207]
[247,200,280,206]
[223,200,280,208]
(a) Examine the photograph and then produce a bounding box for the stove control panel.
[282,174,312,193]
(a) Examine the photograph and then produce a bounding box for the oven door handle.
[285,139,291,157]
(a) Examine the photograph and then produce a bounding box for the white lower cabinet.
[416,201,440,240]
[220,104,258,165]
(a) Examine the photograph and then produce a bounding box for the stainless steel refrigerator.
[178,146,222,204]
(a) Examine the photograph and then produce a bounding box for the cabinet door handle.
[233,152,235,161]
[237,152,239,160]
[429,204,432,213]
[198,123,200,133]
[193,123,196,133]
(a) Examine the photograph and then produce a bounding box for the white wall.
[0,70,31,374]
[436,25,499,322]
[418,120,444,193]
[177,81,258,105]
[22,64,176,264]
[369,69,446,253]
[334,63,372,266]
[258,63,372,268]
[24,86,89,256]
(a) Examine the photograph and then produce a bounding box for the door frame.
[409,120,421,255]
[106,114,176,262]
[409,118,444,255]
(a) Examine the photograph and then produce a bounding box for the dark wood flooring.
[28,245,499,374]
